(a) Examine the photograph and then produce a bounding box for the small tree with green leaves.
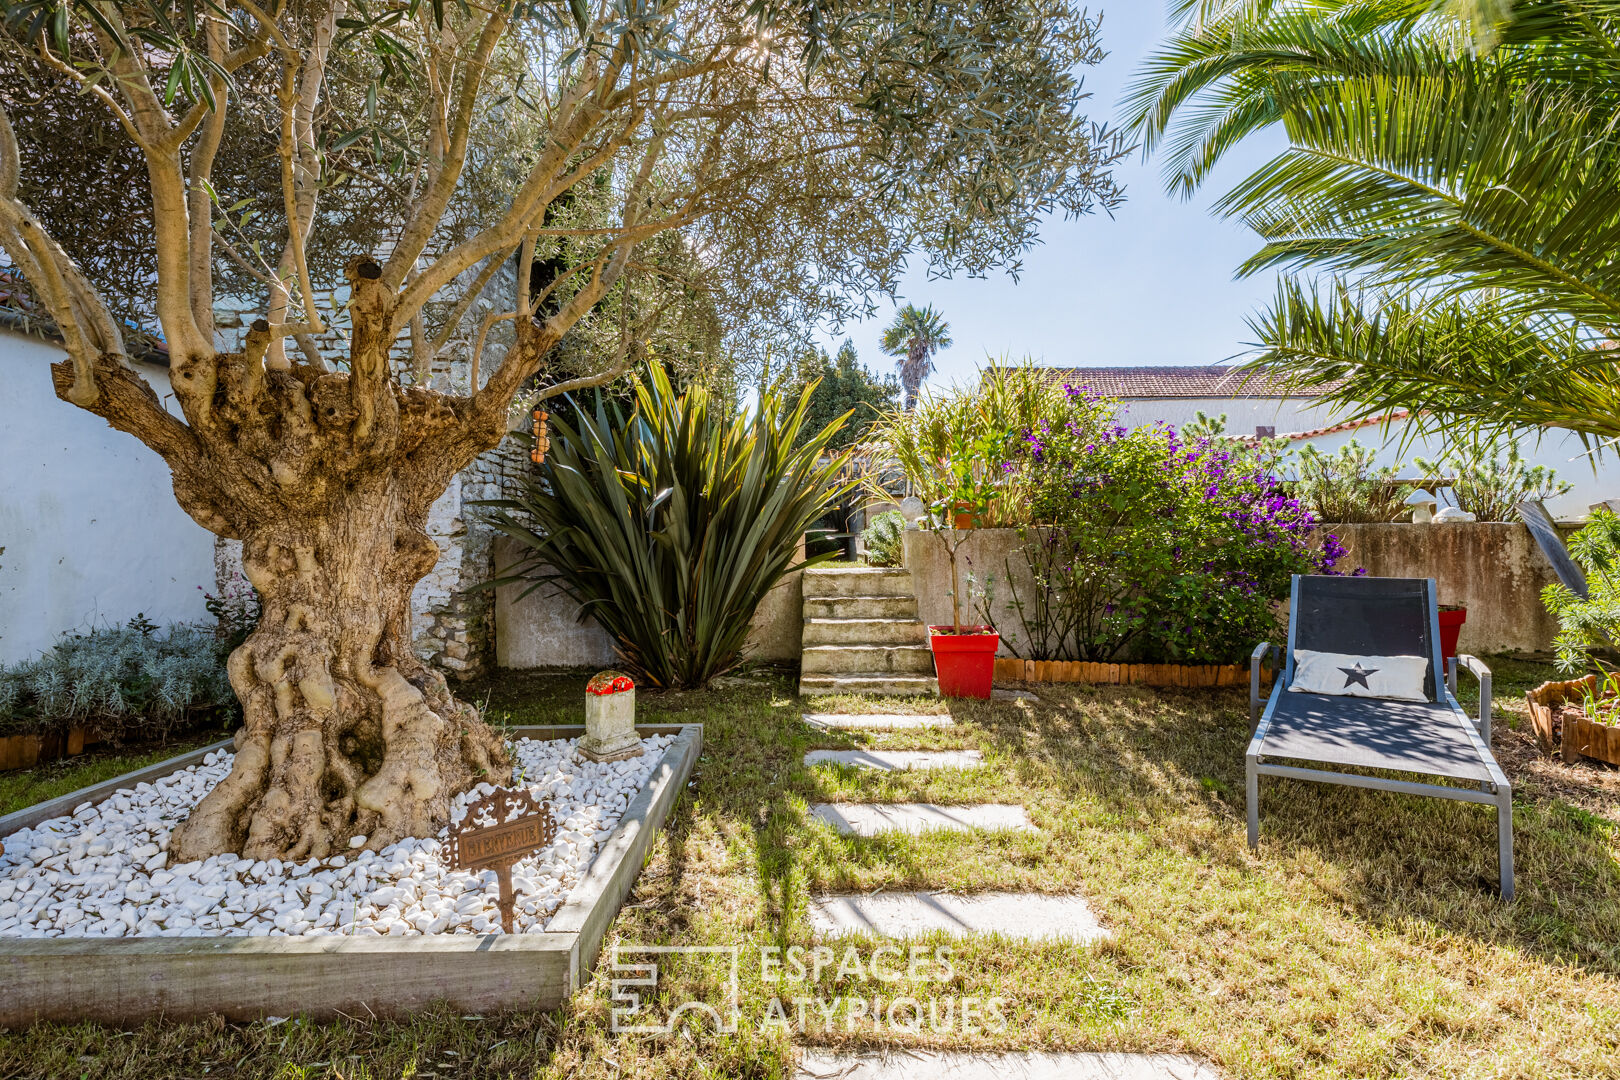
[1545,510,1620,680]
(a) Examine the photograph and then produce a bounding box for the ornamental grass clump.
[484,367,855,689]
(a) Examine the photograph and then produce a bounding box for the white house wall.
[0,330,215,664]
[1112,396,1340,436]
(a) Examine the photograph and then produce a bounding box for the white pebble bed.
[0,734,674,939]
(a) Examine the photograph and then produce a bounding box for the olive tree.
[0,0,1125,862]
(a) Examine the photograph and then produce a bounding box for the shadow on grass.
[979,681,1620,978]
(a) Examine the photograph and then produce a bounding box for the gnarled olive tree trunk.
[169,493,508,863]
[51,265,550,863]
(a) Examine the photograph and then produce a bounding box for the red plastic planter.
[1438,607,1467,661]
[929,625,1000,699]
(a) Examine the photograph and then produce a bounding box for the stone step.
[802,568,917,598]
[797,1051,1221,1080]
[807,891,1107,943]
[810,803,1035,837]
[804,749,981,770]
[801,644,935,674]
[798,674,940,697]
[802,713,953,730]
[802,618,928,647]
[804,595,920,620]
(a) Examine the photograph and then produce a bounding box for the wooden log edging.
[993,657,1272,689]
[1525,676,1620,766]
[0,726,103,773]
[0,723,701,1027]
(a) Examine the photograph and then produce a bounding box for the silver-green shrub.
[0,619,235,739]
[862,510,907,567]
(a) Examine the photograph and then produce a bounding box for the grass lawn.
[1,660,1618,1078]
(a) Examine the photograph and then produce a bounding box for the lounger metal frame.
[1245,576,1514,900]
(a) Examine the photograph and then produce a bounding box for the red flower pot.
[929,625,1000,699]
[1438,607,1466,661]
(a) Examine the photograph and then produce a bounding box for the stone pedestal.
[579,680,642,763]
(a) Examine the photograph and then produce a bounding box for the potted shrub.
[1537,508,1620,764]
[921,430,1003,698]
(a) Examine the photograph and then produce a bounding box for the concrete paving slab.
[803,750,984,772]
[992,688,1040,702]
[807,891,1107,943]
[803,713,954,730]
[810,803,1033,837]
[797,1050,1220,1079]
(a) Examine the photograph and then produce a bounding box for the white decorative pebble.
[0,735,671,939]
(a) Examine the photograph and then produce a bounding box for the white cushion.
[1287,649,1430,703]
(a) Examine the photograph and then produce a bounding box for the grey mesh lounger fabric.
[1245,575,1514,899]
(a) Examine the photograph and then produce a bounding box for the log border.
[993,657,1272,689]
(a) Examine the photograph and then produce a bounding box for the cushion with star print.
[1286,649,1430,703]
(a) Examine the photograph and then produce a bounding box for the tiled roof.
[1006,365,1341,399]
[1271,411,1412,442]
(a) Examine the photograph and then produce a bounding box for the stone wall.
[409,437,530,679]
[903,522,1572,659]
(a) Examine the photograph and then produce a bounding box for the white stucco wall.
[1279,418,1620,523]
[1112,396,1338,436]
[0,330,215,664]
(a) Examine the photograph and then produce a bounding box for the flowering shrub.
[992,386,1352,663]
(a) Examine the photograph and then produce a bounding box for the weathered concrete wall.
[902,529,1037,657]
[493,536,804,669]
[904,522,1568,659]
[1327,522,1563,656]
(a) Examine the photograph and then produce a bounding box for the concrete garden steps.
[798,568,937,696]
[799,673,939,696]
[802,618,928,646]
[797,1051,1221,1079]
[803,595,920,620]
[811,803,1035,837]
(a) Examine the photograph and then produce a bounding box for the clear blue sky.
[821,5,1286,393]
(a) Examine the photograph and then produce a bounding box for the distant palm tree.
[881,304,952,411]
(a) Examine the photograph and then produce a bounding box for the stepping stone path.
[807,891,1108,943]
[803,713,953,731]
[811,803,1033,837]
[797,1051,1220,1079]
[803,750,984,771]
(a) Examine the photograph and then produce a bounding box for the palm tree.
[1124,0,1620,443]
[881,304,953,411]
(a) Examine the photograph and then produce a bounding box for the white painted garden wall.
[0,329,215,664]
[1114,395,1337,436]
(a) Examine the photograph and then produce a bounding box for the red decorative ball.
[587,670,635,696]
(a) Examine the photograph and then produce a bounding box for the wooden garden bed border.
[993,657,1273,688]
[0,723,701,1028]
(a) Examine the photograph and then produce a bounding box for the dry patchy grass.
[1,661,1617,1079]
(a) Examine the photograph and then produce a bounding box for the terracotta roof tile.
[1002,365,1341,399]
